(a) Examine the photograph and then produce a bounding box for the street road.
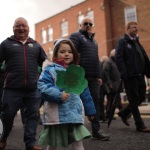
[4,110,150,150]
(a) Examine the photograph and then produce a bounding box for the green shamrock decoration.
[56,65,88,94]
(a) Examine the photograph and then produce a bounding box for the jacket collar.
[124,33,139,42]
[8,35,36,43]
[79,29,95,39]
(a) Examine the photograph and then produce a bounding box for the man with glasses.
[115,21,150,133]
[69,16,110,140]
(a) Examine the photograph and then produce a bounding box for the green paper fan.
[56,65,88,94]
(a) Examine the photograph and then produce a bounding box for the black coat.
[69,29,101,79]
[103,57,120,93]
[115,34,150,79]
[0,36,46,89]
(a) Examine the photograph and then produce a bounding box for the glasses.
[83,22,93,27]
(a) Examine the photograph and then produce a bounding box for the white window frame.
[61,20,68,37]
[48,27,53,42]
[87,10,94,26]
[124,6,137,24]
[78,14,84,29]
[41,29,47,44]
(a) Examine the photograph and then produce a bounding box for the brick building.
[35,0,150,58]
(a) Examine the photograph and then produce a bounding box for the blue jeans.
[1,88,41,149]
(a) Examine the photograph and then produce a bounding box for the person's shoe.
[136,127,150,133]
[32,145,43,150]
[92,130,110,141]
[118,112,130,126]
[0,138,7,150]
[26,145,44,150]
[99,117,108,123]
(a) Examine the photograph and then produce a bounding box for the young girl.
[38,39,96,150]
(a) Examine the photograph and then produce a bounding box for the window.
[61,20,68,37]
[41,29,47,44]
[48,26,53,42]
[124,6,137,24]
[47,48,53,61]
[87,10,94,26]
[78,13,84,29]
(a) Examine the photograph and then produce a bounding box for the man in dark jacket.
[0,17,46,150]
[69,16,110,140]
[103,49,123,119]
[115,21,150,133]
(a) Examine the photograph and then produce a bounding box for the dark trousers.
[87,79,100,134]
[20,99,43,125]
[1,88,41,149]
[120,76,146,128]
[99,87,106,120]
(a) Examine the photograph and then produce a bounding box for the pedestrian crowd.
[0,16,149,150]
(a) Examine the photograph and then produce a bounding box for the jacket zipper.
[23,45,27,88]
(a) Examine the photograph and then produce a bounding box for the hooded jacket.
[38,61,96,125]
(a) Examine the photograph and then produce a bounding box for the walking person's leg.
[0,89,22,149]
[88,80,110,140]
[124,77,145,127]
[20,101,25,125]
[23,89,42,150]
[88,80,100,133]
[121,76,150,132]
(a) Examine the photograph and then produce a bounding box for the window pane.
[78,14,84,29]
[61,21,68,37]
[124,6,137,24]
[48,27,53,42]
[42,29,47,44]
[87,10,94,26]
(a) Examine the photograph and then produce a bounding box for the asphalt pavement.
[3,104,150,150]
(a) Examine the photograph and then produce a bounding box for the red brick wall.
[35,0,150,58]
[35,0,111,58]
[110,0,150,57]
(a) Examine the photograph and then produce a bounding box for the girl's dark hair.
[52,39,79,65]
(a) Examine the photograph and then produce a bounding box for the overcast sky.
[0,0,85,43]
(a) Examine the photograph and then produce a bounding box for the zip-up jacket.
[38,62,96,125]
[115,34,150,79]
[69,29,101,79]
[0,36,46,89]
